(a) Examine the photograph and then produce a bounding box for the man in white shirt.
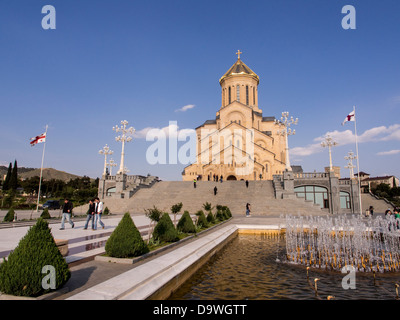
[94,197,105,230]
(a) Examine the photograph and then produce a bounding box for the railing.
[293,172,329,179]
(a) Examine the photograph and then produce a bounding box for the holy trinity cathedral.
[182,51,288,181]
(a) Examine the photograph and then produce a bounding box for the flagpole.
[353,106,363,215]
[36,125,48,212]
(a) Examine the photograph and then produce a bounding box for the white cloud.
[291,124,400,157]
[175,104,195,112]
[377,149,400,156]
[133,122,196,140]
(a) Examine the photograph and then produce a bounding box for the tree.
[9,160,18,191]
[0,218,70,297]
[105,212,149,258]
[171,202,183,226]
[3,208,15,222]
[2,163,12,191]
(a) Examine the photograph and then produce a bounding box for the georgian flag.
[30,132,46,146]
[342,110,355,126]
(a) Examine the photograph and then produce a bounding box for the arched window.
[253,87,255,105]
[294,186,329,208]
[228,87,231,104]
[246,86,249,105]
[340,191,351,209]
[236,85,240,101]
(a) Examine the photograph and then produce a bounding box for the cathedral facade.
[182,52,288,181]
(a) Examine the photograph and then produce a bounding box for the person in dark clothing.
[369,206,374,216]
[246,203,251,217]
[84,199,96,230]
[214,186,218,195]
[60,198,74,230]
[245,180,249,188]
[193,179,197,188]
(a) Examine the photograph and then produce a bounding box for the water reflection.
[169,234,400,300]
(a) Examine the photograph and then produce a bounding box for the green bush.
[207,211,215,224]
[153,213,179,243]
[40,208,51,219]
[177,211,196,233]
[105,212,149,258]
[145,206,163,223]
[3,208,15,222]
[215,209,226,221]
[195,210,208,228]
[0,218,70,297]
[103,207,110,215]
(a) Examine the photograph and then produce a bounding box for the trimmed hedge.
[105,212,149,258]
[153,213,179,243]
[177,211,196,233]
[0,218,70,297]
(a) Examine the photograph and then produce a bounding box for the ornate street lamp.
[113,120,135,175]
[275,111,298,171]
[321,135,338,172]
[107,158,117,176]
[344,151,357,179]
[99,144,113,176]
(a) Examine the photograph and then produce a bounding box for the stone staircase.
[361,193,395,214]
[102,181,326,217]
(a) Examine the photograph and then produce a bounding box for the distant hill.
[0,166,86,182]
[20,168,84,182]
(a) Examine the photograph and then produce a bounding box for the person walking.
[246,203,251,217]
[193,178,197,188]
[94,197,105,230]
[245,180,249,188]
[84,199,96,230]
[214,186,218,196]
[369,206,374,216]
[60,198,74,230]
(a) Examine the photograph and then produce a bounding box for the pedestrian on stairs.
[245,180,249,188]
[193,178,197,188]
[84,199,96,230]
[214,186,218,195]
[246,203,251,217]
[60,198,74,230]
[94,197,105,230]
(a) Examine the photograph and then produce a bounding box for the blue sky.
[1,0,399,181]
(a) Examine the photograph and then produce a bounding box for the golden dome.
[219,51,259,85]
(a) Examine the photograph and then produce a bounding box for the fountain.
[284,214,400,273]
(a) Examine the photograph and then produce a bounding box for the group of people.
[59,197,105,231]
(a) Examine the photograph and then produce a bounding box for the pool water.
[169,234,400,300]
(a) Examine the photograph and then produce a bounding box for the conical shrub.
[40,208,51,219]
[3,208,15,222]
[177,211,196,233]
[153,213,179,243]
[105,212,149,258]
[195,210,208,228]
[207,211,215,224]
[0,218,70,297]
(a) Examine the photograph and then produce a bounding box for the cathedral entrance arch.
[227,175,237,181]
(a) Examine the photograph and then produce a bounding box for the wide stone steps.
[102,181,326,216]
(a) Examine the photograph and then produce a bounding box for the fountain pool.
[169,233,400,300]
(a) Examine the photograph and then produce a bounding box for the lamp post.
[344,151,357,179]
[113,120,135,175]
[107,158,117,176]
[99,144,113,176]
[275,111,298,171]
[321,135,338,172]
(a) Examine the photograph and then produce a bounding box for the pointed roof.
[219,51,259,84]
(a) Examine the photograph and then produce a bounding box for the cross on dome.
[236,50,242,60]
